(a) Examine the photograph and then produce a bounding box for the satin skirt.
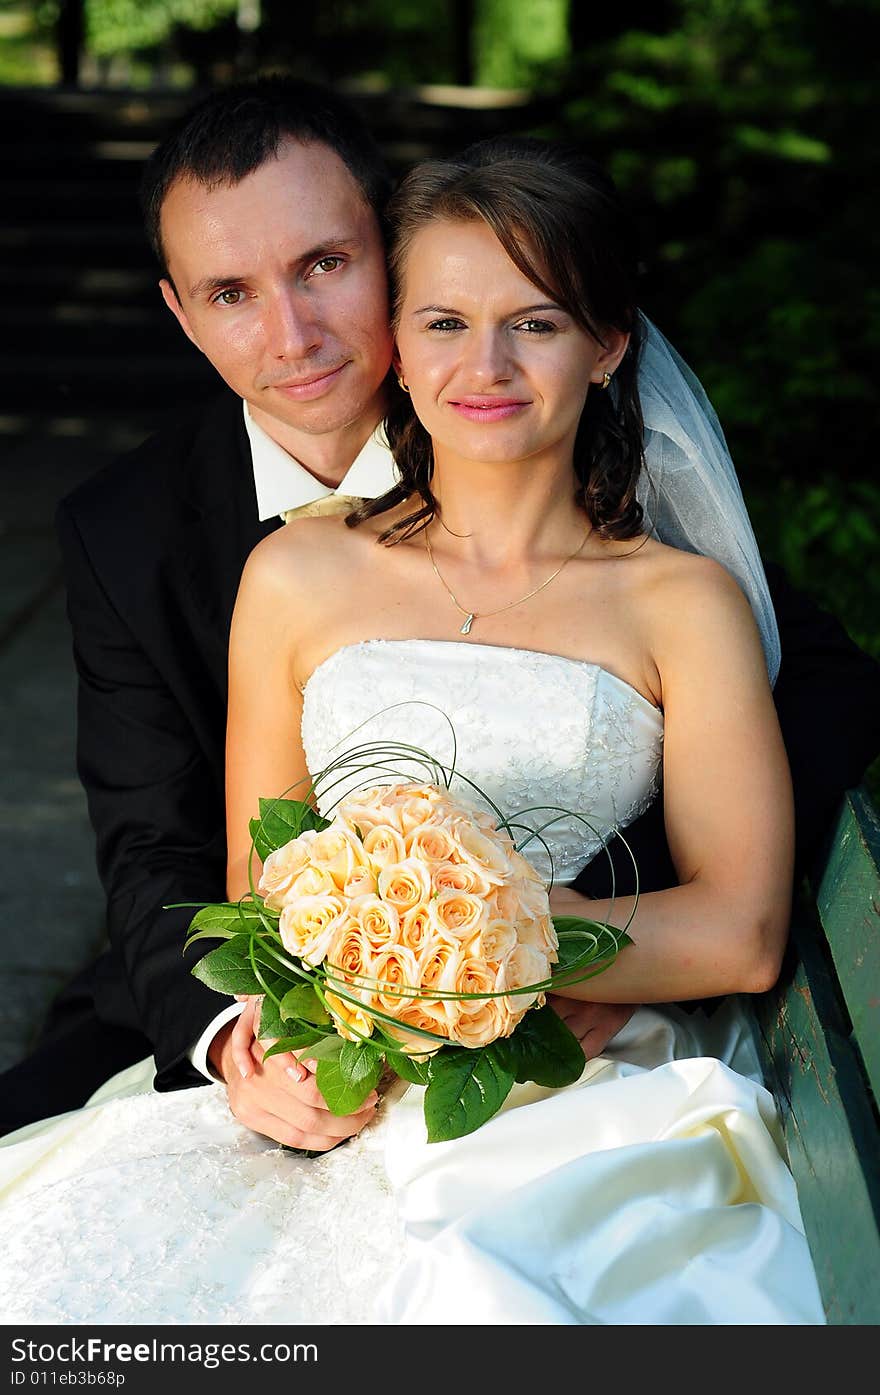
[0,1000,825,1325]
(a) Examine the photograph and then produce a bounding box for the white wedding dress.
[0,640,825,1325]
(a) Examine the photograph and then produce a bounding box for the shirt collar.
[243,402,397,521]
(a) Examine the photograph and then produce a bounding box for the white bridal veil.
[636,315,781,684]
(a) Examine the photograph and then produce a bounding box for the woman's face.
[394,217,625,471]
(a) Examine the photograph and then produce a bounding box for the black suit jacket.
[57,388,880,1089]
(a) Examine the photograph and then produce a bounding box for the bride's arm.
[225,535,313,900]
[552,557,794,1003]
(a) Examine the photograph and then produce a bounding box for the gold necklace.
[423,523,592,636]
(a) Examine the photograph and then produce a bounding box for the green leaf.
[298,1034,345,1063]
[254,968,304,1039]
[424,1048,514,1142]
[186,901,270,940]
[386,1050,431,1086]
[191,933,268,996]
[280,982,331,1026]
[552,917,632,985]
[262,1029,327,1060]
[490,1005,585,1087]
[316,1040,384,1115]
[250,797,330,861]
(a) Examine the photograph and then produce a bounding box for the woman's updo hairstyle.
[351,136,645,543]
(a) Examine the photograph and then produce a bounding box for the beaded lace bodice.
[301,639,663,883]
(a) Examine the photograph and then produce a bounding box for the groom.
[2,76,878,1142]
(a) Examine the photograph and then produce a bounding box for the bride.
[0,138,824,1325]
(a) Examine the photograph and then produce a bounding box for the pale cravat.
[281,493,365,523]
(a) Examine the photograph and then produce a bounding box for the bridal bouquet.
[183,738,634,1142]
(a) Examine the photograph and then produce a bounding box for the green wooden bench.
[752,785,880,1324]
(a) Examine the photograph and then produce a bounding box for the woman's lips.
[273,363,348,400]
[448,397,530,422]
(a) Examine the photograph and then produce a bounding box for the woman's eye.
[214,288,245,306]
[516,318,556,334]
[427,318,464,332]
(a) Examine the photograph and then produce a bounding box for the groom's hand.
[208,1000,378,1150]
[548,994,637,1058]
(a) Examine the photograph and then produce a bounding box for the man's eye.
[213,288,245,306]
[310,256,344,276]
[427,318,464,332]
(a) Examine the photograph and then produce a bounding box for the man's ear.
[160,278,201,352]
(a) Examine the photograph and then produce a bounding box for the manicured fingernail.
[239,1064,249,1079]
[286,1065,305,1083]
[304,1060,316,1071]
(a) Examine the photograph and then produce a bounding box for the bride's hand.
[547,994,637,1058]
[210,997,379,1150]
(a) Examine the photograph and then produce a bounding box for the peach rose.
[324,989,374,1042]
[377,859,432,911]
[279,893,350,967]
[429,890,487,940]
[369,945,421,1013]
[309,826,370,890]
[406,822,458,865]
[287,863,337,899]
[447,823,513,886]
[477,918,518,963]
[448,998,511,1049]
[497,943,552,1013]
[516,912,559,959]
[383,1001,448,1055]
[362,823,407,869]
[325,920,375,992]
[431,859,493,899]
[258,830,319,909]
[342,863,378,899]
[348,893,401,952]
[398,903,434,955]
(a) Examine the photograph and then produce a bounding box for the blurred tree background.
[2,0,877,661]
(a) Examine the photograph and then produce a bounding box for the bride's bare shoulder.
[630,536,763,668]
[239,513,378,601]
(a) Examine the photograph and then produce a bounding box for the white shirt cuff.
[190,1001,247,1082]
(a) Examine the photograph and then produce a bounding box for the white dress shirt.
[190,401,398,1081]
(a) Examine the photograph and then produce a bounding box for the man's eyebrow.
[187,237,363,302]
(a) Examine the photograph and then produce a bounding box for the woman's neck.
[427,449,587,568]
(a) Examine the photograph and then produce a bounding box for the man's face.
[159,138,393,450]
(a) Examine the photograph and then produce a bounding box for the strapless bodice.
[301,639,663,883]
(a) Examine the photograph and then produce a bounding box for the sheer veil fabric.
[637,316,781,683]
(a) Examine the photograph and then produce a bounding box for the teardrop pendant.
[459,613,475,635]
